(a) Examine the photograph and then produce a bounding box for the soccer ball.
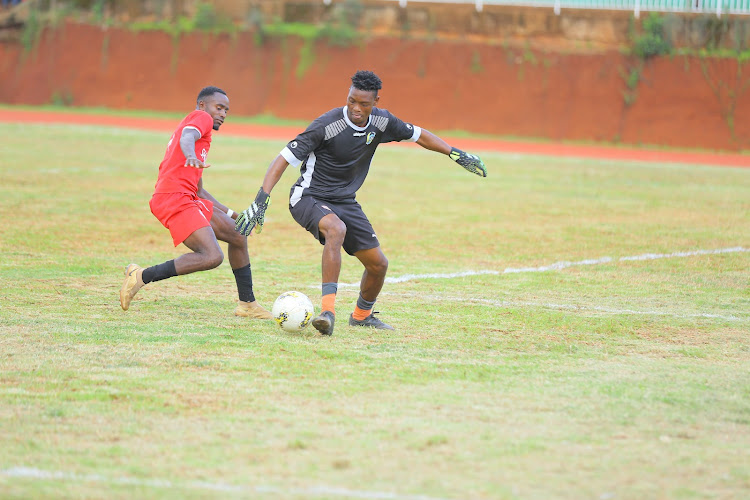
[272,291,314,333]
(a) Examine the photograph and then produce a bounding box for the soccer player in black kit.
[236,70,487,336]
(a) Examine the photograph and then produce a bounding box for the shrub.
[632,13,670,59]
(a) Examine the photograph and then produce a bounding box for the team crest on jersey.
[366,132,376,145]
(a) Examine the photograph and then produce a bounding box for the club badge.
[366,132,376,145]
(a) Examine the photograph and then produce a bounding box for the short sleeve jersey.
[153,110,214,194]
[281,106,422,206]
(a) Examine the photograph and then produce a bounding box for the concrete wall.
[158,1,750,50]
[3,0,749,50]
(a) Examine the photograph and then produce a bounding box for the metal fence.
[346,0,750,16]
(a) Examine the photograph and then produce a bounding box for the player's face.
[346,87,378,127]
[200,93,230,130]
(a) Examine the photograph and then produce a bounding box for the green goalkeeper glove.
[235,188,270,236]
[449,147,487,177]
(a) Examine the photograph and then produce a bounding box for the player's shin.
[320,282,338,315]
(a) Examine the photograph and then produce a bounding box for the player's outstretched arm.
[416,129,487,178]
[180,128,210,169]
[235,155,290,236]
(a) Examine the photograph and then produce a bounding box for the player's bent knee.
[226,231,248,249]
[364,254,388,276]
[373,256,388,275]
[203,249,224,270]
[321,219,347,243]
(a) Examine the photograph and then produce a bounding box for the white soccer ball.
[272,291,315,333]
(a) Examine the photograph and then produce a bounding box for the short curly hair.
[196,86,227,104]
[351,70,382,95]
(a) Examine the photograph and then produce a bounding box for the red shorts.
[150,192,213,246]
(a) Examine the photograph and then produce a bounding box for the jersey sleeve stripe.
[324,119,346,140]
[373,115,388,132]
[281,147,303,168]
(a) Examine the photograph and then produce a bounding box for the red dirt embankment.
[1,22,749,155]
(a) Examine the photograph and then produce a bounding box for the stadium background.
[0,0,749,151]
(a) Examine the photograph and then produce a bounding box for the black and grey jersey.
[280,106,422,206]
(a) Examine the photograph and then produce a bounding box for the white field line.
[383,292,744,322]
[335,246,749,287]
[1,466,450,500]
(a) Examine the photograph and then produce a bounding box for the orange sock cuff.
[352,306,371,321]
[321,293,336,315]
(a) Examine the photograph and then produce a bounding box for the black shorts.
[289,196,380,255]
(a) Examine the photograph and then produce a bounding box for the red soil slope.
[1,23,749,153]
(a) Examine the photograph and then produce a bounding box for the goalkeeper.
[236,70,486,336]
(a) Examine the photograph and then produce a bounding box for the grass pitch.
[0,117,749,500]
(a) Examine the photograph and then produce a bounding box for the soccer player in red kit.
[120,86,272,319]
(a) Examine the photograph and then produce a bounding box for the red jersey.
[153,110,214,194]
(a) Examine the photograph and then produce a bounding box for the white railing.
[324,0,750,16]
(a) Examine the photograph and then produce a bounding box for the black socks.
[142,260,177,284]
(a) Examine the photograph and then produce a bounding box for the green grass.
[0,103,312,129]
[0,116,749,500]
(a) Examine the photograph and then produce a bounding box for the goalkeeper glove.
[449,147,487,177]
[235,188,270,236]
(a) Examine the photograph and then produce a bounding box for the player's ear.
[373,94,380,107]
